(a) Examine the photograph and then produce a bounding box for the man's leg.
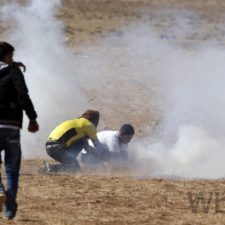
[46,145,80,173]
[59,149,80,172]
[0,130,7,212]
[3,129,21,220]
[0,153,4,193]
[0,153,6,213]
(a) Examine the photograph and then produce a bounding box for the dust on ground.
[1,0,225,224]
[1,160,225,225]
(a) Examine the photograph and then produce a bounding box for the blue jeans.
[0,128,21,200]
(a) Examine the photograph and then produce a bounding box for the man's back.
[0,65,16,104]
[0,63,37,128]
[81,130,129,165]
[48,118,97,147]
[97,130,127,153]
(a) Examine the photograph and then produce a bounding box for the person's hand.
[28,120,39,133]
[12,61,26,72]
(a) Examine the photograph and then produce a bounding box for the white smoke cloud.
[80,23,225,179]
[0,0,92,157]
[127,28,225,179]
[1,1,225,178]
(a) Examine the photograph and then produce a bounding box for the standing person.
[0,42,39,220]
[81,124,135,166]
[43,110,105,173]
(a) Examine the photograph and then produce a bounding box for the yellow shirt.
[48,118,97,147]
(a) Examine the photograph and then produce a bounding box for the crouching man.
[81,124,135,166]
[42,110,106,173]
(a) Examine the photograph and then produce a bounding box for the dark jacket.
[0,64,37,128]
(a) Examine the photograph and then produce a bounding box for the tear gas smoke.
[1,1,225,178]
[127,27,225,179]
[0,0,91,157]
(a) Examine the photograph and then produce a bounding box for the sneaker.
[38,161,51,174]
[2,202,17,220]
[38,162,80,174]
[0,192,6,213]
[2,192,17,220]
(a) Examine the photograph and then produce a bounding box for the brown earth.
[59,0,225,47]
[1,0,225,224]
[1,160,225,225]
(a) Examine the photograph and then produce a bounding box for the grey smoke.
[0,0,90,157]
[1,0,225,178]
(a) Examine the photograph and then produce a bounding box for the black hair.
[0,42,14,61]
[119,124,135,135]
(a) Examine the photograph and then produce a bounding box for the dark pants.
[46,140,84,172]
[0,128,21,199]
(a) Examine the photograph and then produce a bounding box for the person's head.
[0,42,14,64]
[81,110,100,128]
[119,124,135,144]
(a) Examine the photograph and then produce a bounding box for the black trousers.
[46,140,84,172]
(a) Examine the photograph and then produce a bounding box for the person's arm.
[85,124,110,159]
[11,67,39,132]
[100,134,121,161]
[91,139,110,161]
[12,61,26,72]
[83,138,96,153]
[104,143,129,162]
[105,151,122,161]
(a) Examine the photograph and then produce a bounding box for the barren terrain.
[0,0,225,224]
[3,163,225,225]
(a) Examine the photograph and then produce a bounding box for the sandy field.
[1,0,225,224]
[3,164,225,225]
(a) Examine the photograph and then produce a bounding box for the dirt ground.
[59,0,225,47]
[1,0,225,224]
[1,160,225,225]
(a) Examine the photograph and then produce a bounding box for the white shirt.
[82,130,128,154]
[0,124,19,130]
[0,61,8,69]
[81,130,129,164]
[96,130,128,153]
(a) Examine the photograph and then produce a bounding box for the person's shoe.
[2,202,17,220]
[38,161,51,174]
[0,192,6,213]
[2,192,17,220]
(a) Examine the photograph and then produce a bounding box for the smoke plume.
[0,0,91,157]
[1,1,225,178]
